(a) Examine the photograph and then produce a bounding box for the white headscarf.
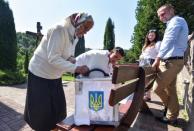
[70,13,94,27]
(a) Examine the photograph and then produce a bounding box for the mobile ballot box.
[74,69,119,126]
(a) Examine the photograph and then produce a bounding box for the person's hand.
[67,56,76,64]
[152,57,160,70]
[75,65,89,75]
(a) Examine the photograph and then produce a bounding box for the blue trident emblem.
[89,91,104,112]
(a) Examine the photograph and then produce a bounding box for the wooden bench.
[56,64,156,131]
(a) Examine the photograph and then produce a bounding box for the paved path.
[0,82,75,131]
[0,84,32,131]
[0,81,188,131]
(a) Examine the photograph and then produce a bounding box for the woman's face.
[75,20,94,37]
[147,32,156,42]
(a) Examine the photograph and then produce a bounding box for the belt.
[162,56,183,62]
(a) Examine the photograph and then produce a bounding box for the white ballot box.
[74,77,119,126]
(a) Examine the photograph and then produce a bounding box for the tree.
[129,0,194,62]
[17,32,36,73]
[0,0,17,71]
[103,18,115,51]
[74,36,85,57]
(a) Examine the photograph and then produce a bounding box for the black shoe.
[156,116,177,125]
[163,106,167,117]
[143,97,151,101]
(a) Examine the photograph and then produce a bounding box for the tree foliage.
[0,0,17,71]
[17,32,36,73]
[128,0,194,62]
[75,36,85,57]
[103,18,115,51]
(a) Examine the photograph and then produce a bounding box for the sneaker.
[143,97,151,101]
[156,116,177,125]
[163,106,167,116]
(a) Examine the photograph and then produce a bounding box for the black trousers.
[24,71,66,131]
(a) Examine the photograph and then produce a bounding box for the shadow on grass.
[131,107,188,131]
[1,83,28,89]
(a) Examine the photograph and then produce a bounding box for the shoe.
[156,116,177,125]
[143,97,151,101]
[162,106,167,116]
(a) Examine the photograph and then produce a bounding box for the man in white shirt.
[76,47,125,76]
[152,4,188,124]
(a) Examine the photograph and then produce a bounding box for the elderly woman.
[24,13,94,131]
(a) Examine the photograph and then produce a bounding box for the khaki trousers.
[153,59,184,120]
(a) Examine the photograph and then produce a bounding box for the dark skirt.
[24,71,66,131]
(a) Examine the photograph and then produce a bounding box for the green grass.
[62,73,74,81]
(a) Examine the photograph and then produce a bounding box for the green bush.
[17,54,25,72]
[0,69,26,85]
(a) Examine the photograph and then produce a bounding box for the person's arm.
[46,26,77,73]
[188,32,194,43]
[190,39,194,72]
[67,56,76,64]
[158,18,182,58]
[152,57,160,70]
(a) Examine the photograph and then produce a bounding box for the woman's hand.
[75,65,89,75]
[152,57,160,70]
[67,56,76,64]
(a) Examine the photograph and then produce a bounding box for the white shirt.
[29,18,78,79]
[140,41,161,59]
[76,50,112,75]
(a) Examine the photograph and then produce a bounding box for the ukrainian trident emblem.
[89,91,104,112]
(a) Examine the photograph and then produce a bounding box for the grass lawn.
[62,73,74,81]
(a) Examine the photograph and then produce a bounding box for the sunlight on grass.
[177,77,189,121]
[62,73,74,81]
